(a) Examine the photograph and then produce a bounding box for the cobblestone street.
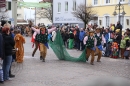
[1,37,130,86]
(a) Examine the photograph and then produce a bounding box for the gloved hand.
[103,43,106,48]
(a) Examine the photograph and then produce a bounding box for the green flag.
[18,2,51,8]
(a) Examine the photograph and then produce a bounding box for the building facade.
[87,0,130,29]
[0,0,17,25]
[53,0,85,28]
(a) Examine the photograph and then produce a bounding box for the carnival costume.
[83,30,97,65]
[95,28,106,62]
[14,32,25,63]
[32,26,56,62]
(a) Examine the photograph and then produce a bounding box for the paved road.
[1,37,130,86]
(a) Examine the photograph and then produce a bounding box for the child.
[111,42,119,59]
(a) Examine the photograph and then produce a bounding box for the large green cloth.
[49,30,86,62]
[18,2,51,8]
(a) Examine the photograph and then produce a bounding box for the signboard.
[18,2,51,8]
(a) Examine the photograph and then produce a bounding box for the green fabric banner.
[18,2,51,8]
[49,30,87,62]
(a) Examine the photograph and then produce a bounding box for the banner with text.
[18,2,51,8]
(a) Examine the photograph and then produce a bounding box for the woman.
[2,26,15,81]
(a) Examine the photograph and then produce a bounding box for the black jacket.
[114,33,122,44]
[115,23,122,34]
[2,33,15,56]
[75,29,80,42]
[0,33,4,59]
[69,33,74,39]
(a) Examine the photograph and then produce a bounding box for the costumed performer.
[31,26,39,57]
[14,30,25,63]
[31,26,56,62]
[95,28,106,62]
[83,29,97,65]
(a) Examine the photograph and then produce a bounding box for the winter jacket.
[0,33,4,59]
[115,23,122,34]
[79,31,85,41]
[104,32,110,43]
[75,29,80,42]
[2,33,15,56]
[120,36,130,48]
[69,33,74,39]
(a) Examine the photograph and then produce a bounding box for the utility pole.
[85,0,86,29]
[51,0,53,23]
[119,1,121,22]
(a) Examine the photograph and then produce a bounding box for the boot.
[40,56,42,60]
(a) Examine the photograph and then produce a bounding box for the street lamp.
[113,1,126,22]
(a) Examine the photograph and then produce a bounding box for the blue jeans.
[3,55,12,81]
[76,41,80,50]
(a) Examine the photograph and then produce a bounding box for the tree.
[72,4,97,28]
[36,0,53,23]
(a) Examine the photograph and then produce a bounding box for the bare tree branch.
[72,4,97,28]
[36,0,53,22]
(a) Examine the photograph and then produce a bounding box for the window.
[73,0,76,11]
[105,16,110,27]
[58,3,61,12]
[94,0,98,5]
[99,20,102,25]
[8,2,11,10]
[120,0,125,2]
[106,0,110,3]
[65,2,68,12]
[120,16,124,27]
[126,19,129,25]
[17,14,21,17]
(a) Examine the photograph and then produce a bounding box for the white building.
[0,0,17,26]
[53,0,84,27]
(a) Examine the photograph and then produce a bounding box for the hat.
[89,29,95,33]
[115,29,120,33]
[96,28,101,31]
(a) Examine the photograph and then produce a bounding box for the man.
[79,28,85,50]
[32,26,56,62]
[95,28,106,62]
[84,29,97,65]
[115,21,122,35]
[75,26,80,50]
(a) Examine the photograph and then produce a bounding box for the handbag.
[124,50,130,57]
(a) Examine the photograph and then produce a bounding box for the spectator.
[79,28,85,50]
[75,26,80,50]
[68,31,74,49]
[115,21,122,35]
[2,26,15,81]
